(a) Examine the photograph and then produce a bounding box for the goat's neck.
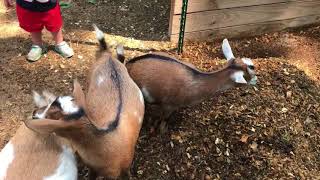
[191,68,234,99]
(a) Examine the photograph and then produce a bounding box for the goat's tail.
[93,24,108,51]
[116,44,125,63]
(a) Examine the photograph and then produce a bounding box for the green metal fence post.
[177,0,188,54]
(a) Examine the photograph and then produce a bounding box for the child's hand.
[4,0,14,8]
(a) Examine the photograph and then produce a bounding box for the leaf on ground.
[88,0,96,4]
[240,134,249,143]
[250,141,258,152]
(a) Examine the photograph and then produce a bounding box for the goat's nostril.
[32,114,38,119]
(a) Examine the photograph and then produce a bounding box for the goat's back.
[1,125,76,180]
[126,53,197,105]
[86,53,144,131]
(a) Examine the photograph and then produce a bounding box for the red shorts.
[16,3,63,32]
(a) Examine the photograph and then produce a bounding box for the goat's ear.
[33,91,47,108]
[222,38,235,61]
[42,90,56,104]
[116,44,125,63]
[73,79,86,108]
[241,58,254,66]
[24,119,85,134]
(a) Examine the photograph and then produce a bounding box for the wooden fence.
[169,0,320,41]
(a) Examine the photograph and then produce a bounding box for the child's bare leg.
[31,31,42,45]
[51,28,63,45]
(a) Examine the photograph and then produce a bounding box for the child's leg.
[51,28,63,45]
[52,29,74,58]
[27,31,46,62]
[16,4,45,62]
[31,31,43,46]
[44,3,73,58]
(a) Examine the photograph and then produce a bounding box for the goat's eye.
[248,65,255,70]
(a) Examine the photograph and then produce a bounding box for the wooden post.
[168,0,176,41]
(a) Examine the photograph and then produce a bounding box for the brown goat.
[24,25,145,179]
[123,39,257,133]
[0,91,77,180]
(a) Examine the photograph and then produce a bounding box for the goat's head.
[26,80,88,134]
[222,39,257,85]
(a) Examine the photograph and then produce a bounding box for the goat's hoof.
[149,127,156,135]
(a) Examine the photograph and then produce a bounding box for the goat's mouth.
[249,75,258,85]
[32,109,46,120]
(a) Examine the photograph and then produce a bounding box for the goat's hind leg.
[158,106,175,134]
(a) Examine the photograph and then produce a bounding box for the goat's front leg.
[120,169,131,180]
[87,168,97,180]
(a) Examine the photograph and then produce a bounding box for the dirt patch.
[61,0,170,41]
[0,1,320,179]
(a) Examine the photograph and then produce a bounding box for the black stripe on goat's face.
[32,95,85,120]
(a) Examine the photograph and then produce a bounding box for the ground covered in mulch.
[0,1,319,179]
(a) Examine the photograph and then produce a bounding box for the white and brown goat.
[24,25,145,179]
[0,91,77,180]
[123,39,257,132]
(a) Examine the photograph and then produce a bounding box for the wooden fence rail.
[169,0,320,41]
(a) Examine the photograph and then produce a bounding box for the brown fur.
[125,53,256,130]
[4,124,72,180]
[69,53,144,178]
[25,34,145,179]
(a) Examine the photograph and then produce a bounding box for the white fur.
[116,45,124,56]
[222,39,235,61]
[0,142,15,180]
[42,91,56,104]
[231,71,247,84]
[35,0,49,2]
[33,91,57,119]
[57,96,79,114]
[44,146,77,180]
[247,68,255,76]
[133,111,143,124]
[138,89,144,104]
[97,75,105,86]
[93,24,104,40]
[133,86,144,124]
[141,87,154,103]
[241,58,254,66]
[138,116,143,124]
[34,104,52,119]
